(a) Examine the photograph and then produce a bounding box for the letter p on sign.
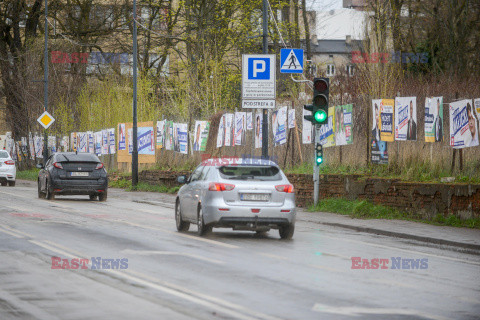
[248,58,270,80]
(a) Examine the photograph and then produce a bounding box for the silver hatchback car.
[175,158,296,239]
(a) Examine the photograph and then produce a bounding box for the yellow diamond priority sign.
[37,111,55,129]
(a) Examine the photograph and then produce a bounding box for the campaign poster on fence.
[224,113,234,147]
[165,121,173,151]
[118,123,126,150]
[48,136,56,153]
[62,136,69,152]
[371,139,388,164]
[246,112,253,130]
[128,128,133,154]
[156,120,165,149]
[302,108,312,144]
[28,133,35,159]
[425,97,443,142]
[108,128,116,154]
[450,99,478,148]
[177,123,188,154]
[335,104,353,146]
[137,127,155,155]
[288,108,295,129]
[372,99,394,142]
[255,113,262,148]
[87,131,94,153]
[395,97,417,141]
[273,106,287,146]
[94,131,102,155]
[235,112,246,146]
[193,121,209,152]
[70,132,77,151]
[319,106,335,147]
[34,136,43,158]
[77,132,88,153]
[217,115,225,148]
[102,130,109,154]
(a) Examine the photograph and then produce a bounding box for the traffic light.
[315,143,323,165]
[303,78,329,125]
[312,77,329,124]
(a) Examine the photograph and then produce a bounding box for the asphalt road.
[0,184,479,320]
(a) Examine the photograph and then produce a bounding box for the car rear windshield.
[57,153,100,162]
[218,166,282,181]
[0,151,8,158]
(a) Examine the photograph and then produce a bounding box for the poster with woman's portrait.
[255,113,262,149]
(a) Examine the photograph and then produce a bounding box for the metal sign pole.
[261,0,269,159]
[313,125,320,206]
[132,0,139,187]
[43,0,49,164]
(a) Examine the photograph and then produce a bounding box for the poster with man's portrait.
[254,113,262,149]
[372,99,394,142]
[156,120,165,149]
[425,97,443,142]
[216,115,225,148]
[395,97,417,141]
[234,112,246,146]
[193,121,210,152]
[335,104,353,146]
[450,99,478,148]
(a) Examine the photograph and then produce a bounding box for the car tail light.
[208,182,235,192]
[53,162,63,169]
[97,189,104,193]
[95,163,104,170]
[218,208,230,212]
[251,209,260,213]
[4,160,14,165]
[275,184,294,193]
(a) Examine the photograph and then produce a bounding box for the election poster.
[48,136,56,153]
[234,112,246,146]
[288,108,296,129]
[70,132,77,152]
[177,123,188,154]
[254,113,262,149]
[61,136,69,152]
[217,115,225,148]
[246,112,253,130]
[371,139,388,164]
[193,121,209,152]
[475,98,480,117]
[450,99,478,148]
[118,123,126,150]
[28,133,35,159]
[319,106,335,147]
[87,131,94,153]
[77,132,88,153]
[425,97,443,142]
[34,135,43,158]
[128,128,133,154]
[224,113,234,147]
[165,121,173,151]
[156,120,165,149]
[335,104,353,146]
[137,127,155,155]
[102,130,109,154]
[395,97,417,141]
[273,106,287,146]
[94,131,102,155]
[302,108,312,144]
[372,99,394,142]
[108,128,116,154]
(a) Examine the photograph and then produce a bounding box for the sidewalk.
[17,180,480,252]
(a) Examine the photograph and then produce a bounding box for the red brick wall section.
[137,170,480,219]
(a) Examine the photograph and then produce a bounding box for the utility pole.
[43,0,49,164]
[261,0,269,159]
[132,0,138,187]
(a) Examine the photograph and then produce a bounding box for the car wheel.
[98,191,108,202]
[197,206,212,236]
[175,199,190,232]
[279,224,294,240]
[1,182,6,186]
[8,181,15,187]
[38,181,46,199]
[46,180,55,200]
[89,194,98,201]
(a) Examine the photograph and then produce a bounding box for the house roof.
[301,39,364,54]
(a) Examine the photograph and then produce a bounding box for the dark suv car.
[37,152,108,201]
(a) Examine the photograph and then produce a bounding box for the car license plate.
[71,172,89,177]
[241,193,269,201]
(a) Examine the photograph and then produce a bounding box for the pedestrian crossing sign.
[280,48,304,73]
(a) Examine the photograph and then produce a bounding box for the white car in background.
[0,150,16,186]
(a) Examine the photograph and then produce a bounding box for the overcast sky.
[306,0,343,11]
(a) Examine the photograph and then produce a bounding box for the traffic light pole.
[261,0,269,159]
[313,125,320,206]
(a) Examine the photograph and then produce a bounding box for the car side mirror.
[177,175,187,184]
[36,163,44,169]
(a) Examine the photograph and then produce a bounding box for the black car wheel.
[46,180,55,200]
[38,180,45,199]
[197,206,212,236]
[279,224,295,240]
[1,181,6,186]
[89,194,98,201]
[8,181,15,187]
[98,191,108,202]
[175,199,190,232]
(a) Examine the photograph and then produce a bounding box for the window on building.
[346,65,355,76]
[326,64,335,76]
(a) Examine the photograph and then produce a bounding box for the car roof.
[201,157,278,167]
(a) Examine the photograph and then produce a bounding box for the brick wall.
[138,170,480,219]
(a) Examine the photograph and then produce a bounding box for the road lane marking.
[312,303,447,320]
[43,240,89,258]
[0,190,30,199]
[0,226,24,238]
[0,288,61,320]
[26,239,281,320]
[121,249,225,265]
[258,252,289,260]
[0,225,34,238]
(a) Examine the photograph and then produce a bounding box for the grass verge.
[16,168,40,181]
[109,178,179,194]
[308,198,480,229]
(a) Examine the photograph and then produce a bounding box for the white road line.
[0,226,24,238]
[26,239,281,320]
[0,288,61,320]
[258,252,289,261]
[312,303,447,320]
[43,240,88,258]
[0,190,30,198]
[0,225,34,238]
[120,249,225,265]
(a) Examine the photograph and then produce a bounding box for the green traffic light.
[316,157,323,164]
[314,110,327,123]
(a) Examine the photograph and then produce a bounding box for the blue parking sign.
[248,58,271,80]
[242,54,276,100]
